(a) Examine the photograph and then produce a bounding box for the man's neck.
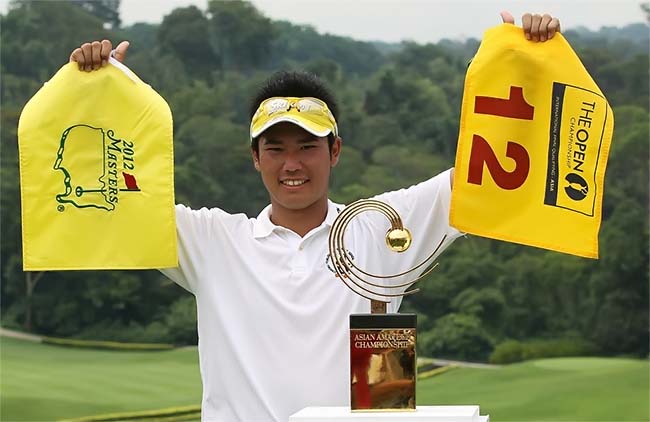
[269,198,329,237]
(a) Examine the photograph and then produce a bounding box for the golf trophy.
[328,199,447,412]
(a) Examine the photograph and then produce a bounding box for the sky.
[115,0,647,43]
[0,1,645,43]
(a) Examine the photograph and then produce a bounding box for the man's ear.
[252,148,260,172]
[330,136,342,167]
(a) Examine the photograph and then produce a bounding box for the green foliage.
[451,287,505,325]
[162,296,198,345]
[1,1,647,360]
[419,313,493,361]
[489,338,597,364]
[207,0,275,71]
[269,21,385,76]
[75,320,171,344]
[73,0,121,29]
[521,338,597,360]
[158,6,218,79]
[488,340,524,364]
[41,336,174,351]
[1,1,111,80]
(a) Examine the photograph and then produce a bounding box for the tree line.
[1,0,648,360]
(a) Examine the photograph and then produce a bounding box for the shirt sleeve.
[367,168,463,311]
[159,204,229,294]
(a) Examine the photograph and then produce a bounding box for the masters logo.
[53,124,140,211]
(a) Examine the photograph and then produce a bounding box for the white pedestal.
[289,406,489,422]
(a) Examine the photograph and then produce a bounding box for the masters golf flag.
[19,58,177,270]
[450,24,613,258]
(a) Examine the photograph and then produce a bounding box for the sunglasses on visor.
[250,97,339,140]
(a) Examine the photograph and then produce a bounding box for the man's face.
[252,122,341,214]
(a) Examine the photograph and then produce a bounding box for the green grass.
[417,357,650,421]
[2,336,649,421]
[1,336,201,421]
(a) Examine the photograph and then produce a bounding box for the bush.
[163,296,198,345]
[523,338,597,360]
[75,320,171,344]
[42,336,174,351]
[490,338,597,364]
[489,340,524,364]
[419,313,493,362]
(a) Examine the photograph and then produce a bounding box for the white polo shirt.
[161,169,461,422]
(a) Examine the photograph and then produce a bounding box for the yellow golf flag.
[19,58,177,270]
[450,24,613,258]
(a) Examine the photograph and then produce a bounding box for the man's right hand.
[69,40,130,72]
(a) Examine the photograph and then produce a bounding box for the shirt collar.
[253,200,342,239]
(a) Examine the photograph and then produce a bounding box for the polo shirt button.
[298,245,304,251]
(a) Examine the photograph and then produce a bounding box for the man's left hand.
[500,11,561,42]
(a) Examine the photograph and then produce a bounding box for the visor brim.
[250,115,334,140]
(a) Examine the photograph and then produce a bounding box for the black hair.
[249,70,339,154]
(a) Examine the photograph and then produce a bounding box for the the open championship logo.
[564,172,588,201]
[543,83,605,216]
[53,124,140,211]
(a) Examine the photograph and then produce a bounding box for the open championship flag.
[450,24,614,259]
[19,58,177,270]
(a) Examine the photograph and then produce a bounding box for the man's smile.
[280,178,309,187]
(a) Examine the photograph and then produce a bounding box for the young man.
[70,12,560,422]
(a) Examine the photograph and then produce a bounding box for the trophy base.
[349,313,417,411]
